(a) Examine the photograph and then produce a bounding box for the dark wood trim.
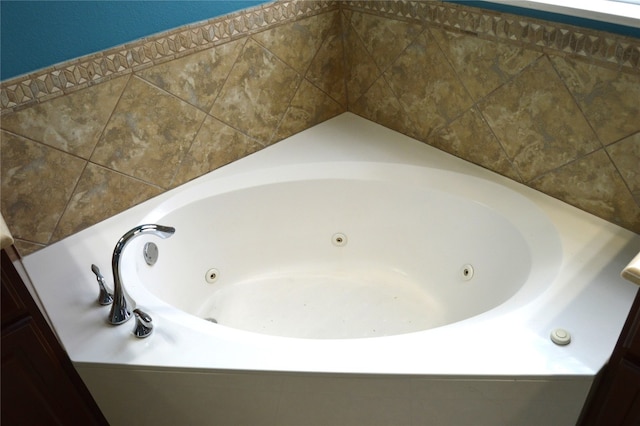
[579,287,640,425]
[1,247,108,425]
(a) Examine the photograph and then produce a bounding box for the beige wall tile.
[273,79,344,143]
[52,163,162,242]
[0,76,128,159]
[384,30,473,141]
[478,56,602,182]
[2,2,639,253]
[529,150,640,233]
[252,12,334,75]
[431,28,541,101]
[137,39,246,111]
[172,116,264,187]
[429,108,521,182]
[12,239,46,257]
[91,76,206,187]
[550,56,640,145]
[349,76,418,139]
[343,11,381,106]
[0,130,86,244]
[607,132,640,205]
[348,10,423,71]
[210,39,302,144]
[306,11,347,107]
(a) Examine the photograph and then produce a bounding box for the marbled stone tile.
[348,11,423,72]
[91,76,206,187]
[0,76,128,159]
[172,116,264,187]
[52,163,162,242]
[607,132,640,205]
[210,39,302,143]
[550,56,640,145]
[13,239,45,257]
[306,11,347,106]
[252,11,334,75]
[478,56,601,182]
[431,28,541,101]
[349,76,418,139]
[429,108,521,181]
[343,11,381,106]
[383,30,473,141]
[530,150,640,233]
[137,38,245,111]
[0,130,86,244]
[273,79,344,143]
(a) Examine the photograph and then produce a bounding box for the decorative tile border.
[343,1,640,73]
[3,0,639,114]
[0,0,337,114]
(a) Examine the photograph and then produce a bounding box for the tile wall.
[0,1,345,255]
[344,1,640,235]
[1,0,639,256]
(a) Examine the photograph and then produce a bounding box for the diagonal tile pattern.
[344,5,639,232]
[477,56,602,182]
[209,38,303,144]
[252,11,334,75]
[550,56,640,145]
[137,39,246,112]
[171,116,263,187]
[529,150,640,233]
[52,163,162,242]
[305,11,347,106]
[90,76,207,186]
[342,11,381,106]
[348,10,423,72]
[607,132,640,205]
[383,29,474,141]
[430,28,542,101]
[0,77,128,159]
[0,1,638,255]
[0,6,346,253]
[428,108,521,182]
[349,75,418,139]
[0,131,86,244]
[273,79,344,143]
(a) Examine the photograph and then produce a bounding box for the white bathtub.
[24,113,640,425]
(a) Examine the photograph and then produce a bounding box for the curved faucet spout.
[108,224,175,325]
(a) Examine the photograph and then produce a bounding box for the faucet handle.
[133,308,153,338]
[91,264,113,306]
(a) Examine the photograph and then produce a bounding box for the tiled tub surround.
[1,1,639,256]
[0,1,346,255]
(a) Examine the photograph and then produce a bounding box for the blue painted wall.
[0,1,268,80]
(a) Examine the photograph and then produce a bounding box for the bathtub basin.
[136,163,561,340]
[22,113,640,425]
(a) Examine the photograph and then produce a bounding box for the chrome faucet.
[108,224,175,325]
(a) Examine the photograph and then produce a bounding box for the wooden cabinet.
[1,247,107,425]
[579,287,640,425]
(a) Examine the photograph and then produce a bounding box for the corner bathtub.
[24,113,640,425]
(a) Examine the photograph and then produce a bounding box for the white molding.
[487,0,640,28]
